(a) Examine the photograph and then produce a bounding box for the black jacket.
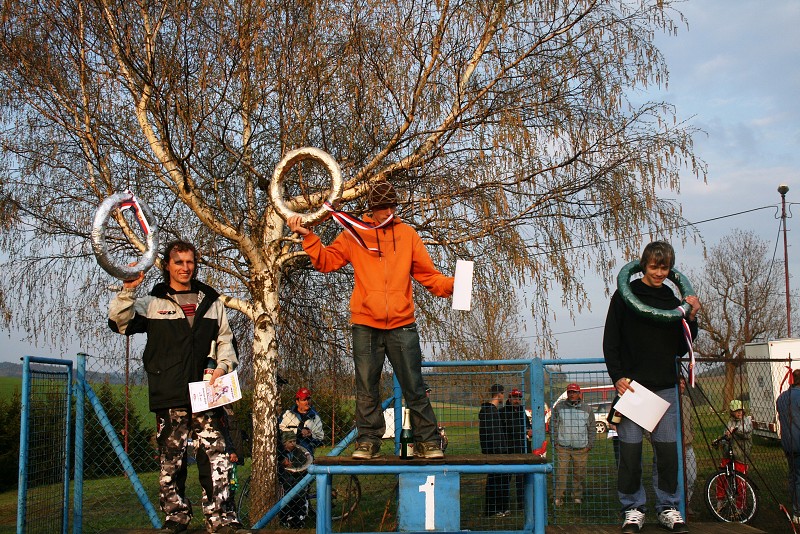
[479,402,507,454]
[108,280,237,411]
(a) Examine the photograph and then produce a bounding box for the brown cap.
[368,181,398,210]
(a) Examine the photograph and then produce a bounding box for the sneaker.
[413,441,444,459]
[574,498,582,504]
[657,508,688,533]
[158,520,188,533]
[352,441,382,459]
[621,508,645,533]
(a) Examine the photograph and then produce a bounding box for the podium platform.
[310,454,551,534]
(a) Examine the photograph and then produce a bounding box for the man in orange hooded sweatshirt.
[287,181,454,459]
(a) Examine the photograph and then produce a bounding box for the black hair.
[639,240,675,271]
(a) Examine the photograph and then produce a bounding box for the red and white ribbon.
[323,201,394,254]
[678,307,696,387]
[118,192,152,235]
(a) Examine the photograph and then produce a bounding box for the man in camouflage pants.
[109,240,246,533]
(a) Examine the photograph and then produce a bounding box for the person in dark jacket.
[479,383,509,517]
[777,368,800,525]
[603,241,700,534]
[108,240,243,534]
[502,388,532,509]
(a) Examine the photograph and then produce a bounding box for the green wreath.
[616,260,696,323]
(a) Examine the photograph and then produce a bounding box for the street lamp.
[779,184,791,337]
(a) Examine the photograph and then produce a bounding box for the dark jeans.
[352,323,438,444]
[786,452,800,516]
[485,473,510,515]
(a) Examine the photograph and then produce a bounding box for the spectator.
[777,368,800,525]
[724,399,752,463]
[287,181,454,460]
[713,399,753,511]
[278,432,313,529]
[551,383,595,507]
[678,377,696,516]
[603,240,700,533]
[279,387,324,456]
[479,384,509,517]
[501,388,532,509]
[108,239,243,533]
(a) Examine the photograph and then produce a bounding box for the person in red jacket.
[288,181,454,459]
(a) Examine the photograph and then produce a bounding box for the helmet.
[566,383,581,393]
[729,399,744,412]
[510,388,523,398]
[295,387,312,400]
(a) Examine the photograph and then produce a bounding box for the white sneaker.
[657,508,688,533]
[621,508,644,533]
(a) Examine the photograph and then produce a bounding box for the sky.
[546,0,800,360]
[1,1,799,365]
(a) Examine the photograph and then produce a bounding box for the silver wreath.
[269,147,343,225]
[91,192,160,280]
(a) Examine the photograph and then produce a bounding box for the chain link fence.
[546,357,791,533]
[69,353,793,532]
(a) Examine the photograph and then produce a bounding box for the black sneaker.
[351,441,382,459]
[158,520,188,533]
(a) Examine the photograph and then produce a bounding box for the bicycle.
[703,433,758,523]
[236,460,361,528]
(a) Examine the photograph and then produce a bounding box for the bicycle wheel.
[704,471,757,523]
[308,474,362,521]
[236,476,251,528]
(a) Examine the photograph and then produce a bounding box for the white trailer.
[745,338,800,439]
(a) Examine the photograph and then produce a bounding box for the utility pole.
[779,184,791,337]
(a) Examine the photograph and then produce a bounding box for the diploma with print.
[189,370,242,412]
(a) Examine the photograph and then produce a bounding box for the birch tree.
[0,0,704,515]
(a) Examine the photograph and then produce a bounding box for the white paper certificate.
[613,380,671,432]
[452,259,474,311]
[189,370,242,413]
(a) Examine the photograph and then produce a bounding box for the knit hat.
[282,431,297,444]
[368,181,398,210]
[510,388,523,398]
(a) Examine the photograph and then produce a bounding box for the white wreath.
[91,192,160,280]
[269,147,343,225]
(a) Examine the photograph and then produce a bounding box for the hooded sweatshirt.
[302,215,454,329]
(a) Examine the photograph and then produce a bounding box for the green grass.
[0,377,21,401]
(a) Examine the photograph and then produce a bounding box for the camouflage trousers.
[156,407,239,531]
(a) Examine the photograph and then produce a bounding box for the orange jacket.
[302,217,454,330]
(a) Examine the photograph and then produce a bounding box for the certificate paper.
[452,259,474,311]
[189,370,242,412]
[613,380,670,432]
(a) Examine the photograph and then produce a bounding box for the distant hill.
[0,361,137,385]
